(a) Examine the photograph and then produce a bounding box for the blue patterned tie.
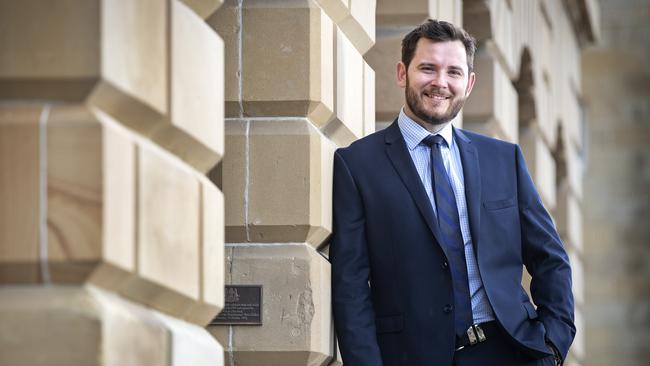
[423,134,473,336]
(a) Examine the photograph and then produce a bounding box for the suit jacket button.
[441,261,449,270]
[443,304,453,313]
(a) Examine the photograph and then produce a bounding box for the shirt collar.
[397,108,455,150]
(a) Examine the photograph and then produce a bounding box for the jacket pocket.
[375,314,404,334]
[523,301,538,319]
[483,198,516,210]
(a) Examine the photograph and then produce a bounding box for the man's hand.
[546,341,562,366]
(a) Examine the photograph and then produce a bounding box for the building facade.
[583,1,650,365]
[1,1,601,365]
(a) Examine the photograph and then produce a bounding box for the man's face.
[397,38,476,129]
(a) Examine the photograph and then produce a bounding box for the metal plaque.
[210,285,262,325]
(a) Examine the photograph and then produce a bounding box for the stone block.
[376,0,429,25]
[222,120,248,238]
[96,111,224,320]
[207,0,241,117]
[533,77,555,147]
[102,122,136,272]
[316,0,349,23]
[84,0,223,174]
[567,193,583,252]
[363,60,376,136]
[519,127,556,210]
[0,286,102,366]
[462,0,491,41]
[179,0,224,19]
[0,0,99,100]
[138,145,200,300]
[522,270,533,299]
[0,104,42,283]
[563,89,582,151]
[337,0,376,55]
[155,305,225,366]
[434,0,463,23]
[46,106,102,284]
[224,119,335,248]
[1,104,225,322]
[95,143,223,326]
[102,294,170,366]
[487,0,516,75]
[364,30,404,123]
[569,249,584,306]
[464,51,518,143]
[241,1,334,126]
[0,0,226,327]
[322,28,364,146]
[172,0,224,159]
[201,180,225,311]
[101,0,167,113]
[0,285,224,366]
[567,143,583,200]
[328,342,343,365]
[571,306,585,361]
[208,244,333,366]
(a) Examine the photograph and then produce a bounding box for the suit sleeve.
[516,145,576,360]
[330,150,384,366]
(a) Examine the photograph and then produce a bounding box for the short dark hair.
[401,19,477,72]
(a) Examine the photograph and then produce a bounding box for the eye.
[449,69,463,77]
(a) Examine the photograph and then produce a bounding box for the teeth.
[425,93,448,100]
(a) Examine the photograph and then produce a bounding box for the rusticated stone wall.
[0,1,599,365]
[206,1,375,364]
[0,0,226,365]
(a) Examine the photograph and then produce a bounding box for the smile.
[423,92,450,100]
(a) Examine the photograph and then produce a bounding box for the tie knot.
[422,134,445,148]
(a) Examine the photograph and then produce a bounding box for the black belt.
[455,321,499,351]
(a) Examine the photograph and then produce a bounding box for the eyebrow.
[417,63,465,74]
[417,63,436,68]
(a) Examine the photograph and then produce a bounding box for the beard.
[405,78,467,127]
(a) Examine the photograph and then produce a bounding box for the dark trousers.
[452,327,556,366]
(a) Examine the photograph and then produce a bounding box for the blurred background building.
[0,1,647,366]
[582,1,650,365]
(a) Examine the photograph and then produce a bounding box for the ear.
[465,71,476,96]
[396,61,407,88]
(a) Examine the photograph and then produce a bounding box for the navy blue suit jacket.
[330,121,575,365]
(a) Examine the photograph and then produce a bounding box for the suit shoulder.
[457,128,517,152]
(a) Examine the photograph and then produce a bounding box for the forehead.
[412,38,468,69]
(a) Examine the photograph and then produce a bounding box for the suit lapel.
[454,128,481,252]
[384,121,445,246]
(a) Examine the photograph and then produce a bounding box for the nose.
[429,72,447,89]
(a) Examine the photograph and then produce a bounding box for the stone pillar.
[207,1,375,365]
[0,1,226,365]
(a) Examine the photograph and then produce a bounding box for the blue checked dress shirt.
[397,109,495,324]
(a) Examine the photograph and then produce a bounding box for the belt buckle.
[455,324,488,352]
[467,324,487,346]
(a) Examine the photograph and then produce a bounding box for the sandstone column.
[0,1,226,365]
[207,1,375,365]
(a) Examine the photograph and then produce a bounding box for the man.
[330,19,575,366]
